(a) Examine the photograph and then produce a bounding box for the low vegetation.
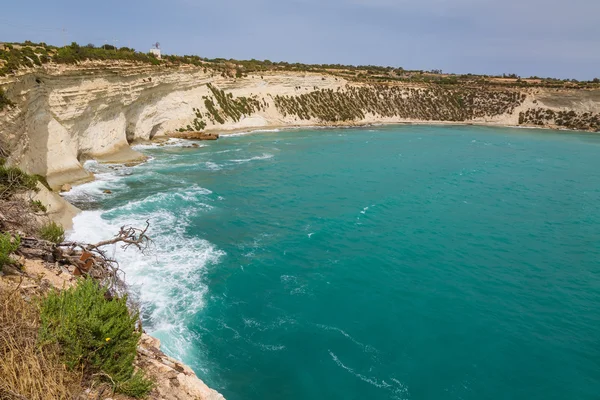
[178,107,207,132]
[30,199,47,213]
[0,87,14,111]
[0,158,40,199]
[519,108,600,131]
[207,83,265,122]
[274,85,524,123]
[39,278,154,397]
[2,41,598,90]
[39,221,65,244]
[0,232,19,271]
[182,83,267,128]
[205,84,265,123]
[0,288,82,399]
[0,161,46,237]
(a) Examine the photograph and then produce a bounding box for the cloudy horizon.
[1,0,598,80]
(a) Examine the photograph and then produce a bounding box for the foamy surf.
[66,154,224,361]
[328,351,409,398]
[221,129,281,138]
[60,161,131,203]
[68,206,224,361]
[230,153,274,163]
[131,138,203,150]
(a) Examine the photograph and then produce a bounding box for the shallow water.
[66,125,600,400]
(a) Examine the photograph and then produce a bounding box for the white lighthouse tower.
[149,42,161,59]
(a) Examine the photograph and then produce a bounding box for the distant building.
[149,48,161,59]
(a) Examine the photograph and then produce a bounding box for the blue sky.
[1,0,598,79]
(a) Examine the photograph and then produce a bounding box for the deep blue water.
[67,125,600,400]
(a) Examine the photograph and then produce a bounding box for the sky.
[1,0,599,80]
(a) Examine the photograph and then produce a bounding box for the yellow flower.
[105,338,111,342]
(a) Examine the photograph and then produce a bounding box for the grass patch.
[0,232,20,271]
[39,221,64,244]
[0,160,40,199]
[39,279,154,398]
[0,288,81,399]
[30,200,47,213]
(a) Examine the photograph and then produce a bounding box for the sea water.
[65,125,600,400]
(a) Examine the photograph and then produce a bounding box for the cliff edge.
[1,61,599,189]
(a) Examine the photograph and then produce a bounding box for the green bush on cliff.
[30,199,47,213]
[39,279,154,398]
[0,87,14,111]
[39,221,65,243]
[0,232,20,271]
[0,160,40,199]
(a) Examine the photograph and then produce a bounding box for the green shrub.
[39,221,65,243]
[0,87,14,111]
[39,279,154,397]
[30,199,47,213]
[0,232,20,270]
[0,161,39,199]
[118,370,155,398]
[32,174,51,190]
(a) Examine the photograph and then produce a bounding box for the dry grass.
[0,286,82,400]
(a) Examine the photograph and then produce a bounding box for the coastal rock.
[171,131,219,140]
[60,183,72,192]
[103,189,112,194]
[137,334,225,400]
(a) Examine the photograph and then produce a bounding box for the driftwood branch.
[89,220,151,252]
[13,222,152,296]
[56,220,152,295]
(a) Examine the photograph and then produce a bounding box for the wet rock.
[103,189,112,194]
[170,131,219,140]
[60,183,72,192]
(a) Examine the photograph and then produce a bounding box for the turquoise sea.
[66,125,600,400]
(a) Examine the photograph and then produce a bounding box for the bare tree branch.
[89,220,151,252]
[57,221,152,295]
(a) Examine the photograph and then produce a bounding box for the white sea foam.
[222,129,281,138]
[60,161,132,203]
[253,343,286,351]
[211,148,242,154]
[317,324,378,354]
[243,318,264,329]
[230,153,274,164]
[113,185,213,214]
[280,275,297,283]
[205,162,222,171]
[328,351,409,398]
[132,138,203,150]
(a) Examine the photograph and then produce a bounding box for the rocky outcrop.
[170,131,219,140]
[138,334,225,400]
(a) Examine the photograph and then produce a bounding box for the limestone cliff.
[1,61,599,189]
